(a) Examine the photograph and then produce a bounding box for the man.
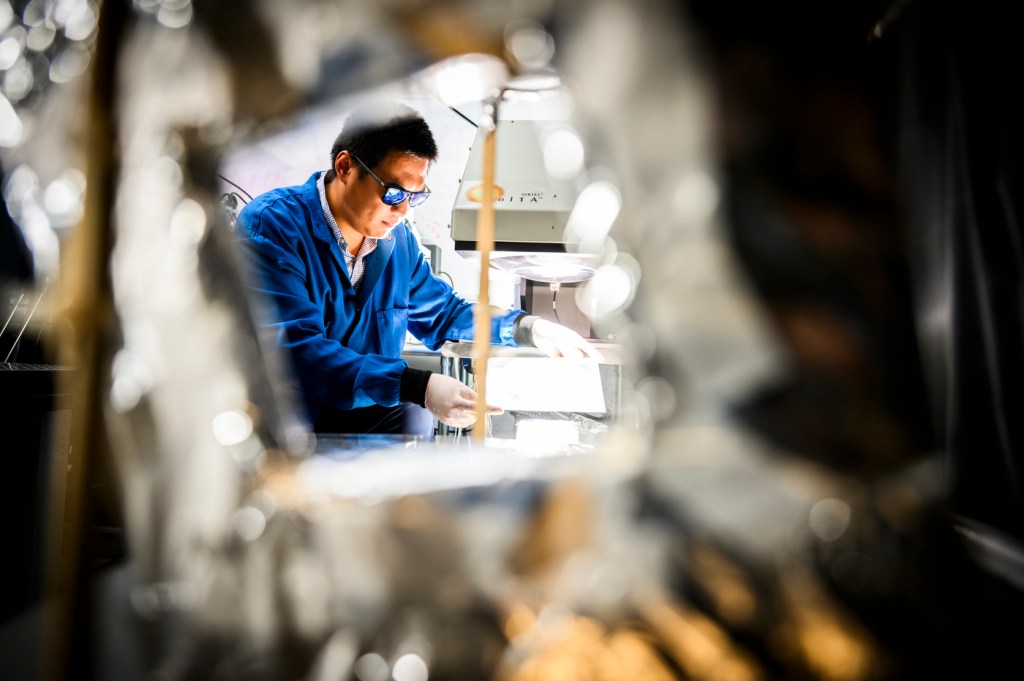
[238,100,599,435]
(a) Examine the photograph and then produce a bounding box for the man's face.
[336,150,430,240]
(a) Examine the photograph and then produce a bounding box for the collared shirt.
[317,172,377,291]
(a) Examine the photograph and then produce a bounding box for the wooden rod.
[471,111,498,442]
[46,1,126,678]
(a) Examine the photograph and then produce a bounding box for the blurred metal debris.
[0,0,1020,680]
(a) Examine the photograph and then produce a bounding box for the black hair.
[323,100,438,183]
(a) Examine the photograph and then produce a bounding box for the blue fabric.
[237,172,523,424]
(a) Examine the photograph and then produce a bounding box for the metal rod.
[449,105,478,128]
[0,292,25,349]
[3,284,46,363]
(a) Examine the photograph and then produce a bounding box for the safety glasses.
[350,154,431,207]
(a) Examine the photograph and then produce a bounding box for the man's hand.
[424,373,503,428]
[531,318,604,360]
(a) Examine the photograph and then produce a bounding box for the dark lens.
[408,192,429,207]
[382,188,407,206]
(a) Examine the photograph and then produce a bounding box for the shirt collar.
[317,171,379,250]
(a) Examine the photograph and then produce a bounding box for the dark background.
[683,0,1023,544]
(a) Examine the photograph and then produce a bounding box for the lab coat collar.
[358,229,395,305]
[305,173,336,245]
[303,172,396,299]
[302,174,351,287]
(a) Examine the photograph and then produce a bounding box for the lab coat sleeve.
[238,205,406,411]
[401,226,523,350]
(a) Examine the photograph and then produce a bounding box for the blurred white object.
[530,317,603,359]
[486,356,605,413]
[516,419,579,449]
[416,53,509,107]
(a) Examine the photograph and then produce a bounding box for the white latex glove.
[531,318,604,360]
[424,373,503,428]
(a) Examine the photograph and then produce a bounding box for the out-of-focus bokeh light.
[3,163,36,204]
[0,34,21,69]
[62,0,99,41]
[3,163,86,277]
[21,0,45,27]
[0,93,22,145]
[419,53,509,108]
[43,168,85,227]
[503,602,537,641]
[148,155,184,192]
[0,1,13,31]
[3,57,34,100]
[615,321,657,363]
[231,505,266,541]
[672,169,719,222]
[17,189,58,277]
[49,41,89,82]
[26,23,55,52]
[576,255,639,320]
[391,653,429,681]
[110,348,154,413]
[0,0,97,118]
[636,377,677,422]
[4,163,58,274]
[132,0,193,29]
[542,127,584,180]
[619,387,653,432]
[809,498,852,543]
[505,20,555,71]
[129,581,197,620]
[353,652,390,681]
[169,197,207,249]
[789,599,874,681]
[564,179,621,253]
[157,2,192,30]
[212,409,254,447]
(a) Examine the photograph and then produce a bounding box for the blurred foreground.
[1,0,1021,679]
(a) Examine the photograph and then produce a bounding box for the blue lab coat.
[237,173,523,423]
